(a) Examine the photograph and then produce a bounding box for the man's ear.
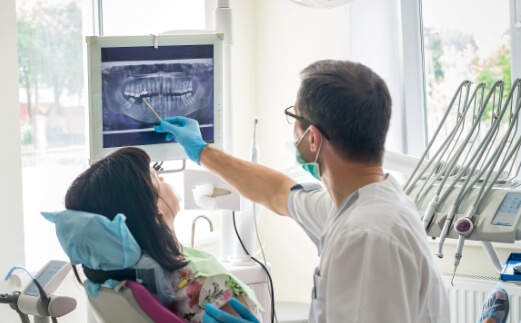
[309,126,323,152]
[157,208,164,217]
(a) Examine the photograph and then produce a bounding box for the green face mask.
[295,127,323,181]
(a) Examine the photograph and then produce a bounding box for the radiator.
[442,273,521,323]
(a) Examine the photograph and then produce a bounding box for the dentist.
[155,60,450,322]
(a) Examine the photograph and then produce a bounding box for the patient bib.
[183,247,263,310]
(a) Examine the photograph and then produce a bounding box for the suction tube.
[232,117,262,265]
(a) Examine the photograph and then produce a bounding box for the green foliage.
[430,35,444,82]
[16,0,84,118]
[20,128,33,146]
[475,44,511,122]
[17,12,43,118]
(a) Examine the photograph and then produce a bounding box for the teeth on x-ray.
[123,76,193,99]
[103,62,213,124]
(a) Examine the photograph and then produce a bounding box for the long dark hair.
[65,147,187,271]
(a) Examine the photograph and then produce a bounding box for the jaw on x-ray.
[99,44,216,149]
[102,60,214,125]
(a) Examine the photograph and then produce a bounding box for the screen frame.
[86,33,223,163]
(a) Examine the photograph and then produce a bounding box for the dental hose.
[0,292,29,323]
[231,117,276,323]
[232,211,275,323]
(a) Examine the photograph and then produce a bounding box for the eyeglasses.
[284,106,330,140]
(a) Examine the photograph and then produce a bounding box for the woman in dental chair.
[57,147,260,322]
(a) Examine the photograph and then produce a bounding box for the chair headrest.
[42,210,142,297]
[42,210,141,270]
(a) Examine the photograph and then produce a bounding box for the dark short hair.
[297,60,392,164]
[65,147,187,272]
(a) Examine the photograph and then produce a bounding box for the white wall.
[0,0,27,320]
[240,0,350,303]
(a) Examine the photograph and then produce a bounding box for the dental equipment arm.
[450,80,521,279]
[447,143,501,281]
[412,103,467,208]
[419,84,486,231]
[482,241,504,274]
[407,110,466,199]
[415,83,479,232]
[404,80,471,192]
[450,125,511,279]
[435,82,503,257]
[408,82,474,216]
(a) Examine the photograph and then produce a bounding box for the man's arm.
[154,116,296,217]
[200,145,296,217]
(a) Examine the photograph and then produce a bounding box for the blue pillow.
[41,210,141,297]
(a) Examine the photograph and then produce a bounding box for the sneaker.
[478,284,509,323]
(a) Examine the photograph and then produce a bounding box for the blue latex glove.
[154,116,208,165]
[203,298,259,323]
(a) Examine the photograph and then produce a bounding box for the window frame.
[405,0,521,156]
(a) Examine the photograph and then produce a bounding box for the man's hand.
[202,298,260,323]
[154,116,208,164]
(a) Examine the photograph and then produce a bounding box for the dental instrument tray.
[500,253,521,281]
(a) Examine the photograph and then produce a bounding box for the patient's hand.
[203,297,259,323]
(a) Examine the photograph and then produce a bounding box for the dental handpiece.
[451,234,465,286]
[251,117,259,164]
[422,195,439,232]
[436,205,457,258]
[451,206,476,285]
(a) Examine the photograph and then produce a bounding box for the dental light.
[290,0,354,8]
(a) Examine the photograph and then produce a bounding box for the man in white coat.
[155,59,450,322]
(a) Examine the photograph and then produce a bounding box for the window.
[351,0,520,157]
[17,0,88,270]
[17,0,206,270]
[100,0,205,36]
[421,0,512,147]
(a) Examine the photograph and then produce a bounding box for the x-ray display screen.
[101,44,215,148]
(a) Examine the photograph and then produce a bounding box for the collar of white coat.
[318,175,396,253]
[319,190,360,254]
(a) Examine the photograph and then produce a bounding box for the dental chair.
[88,279,184,323]
[41,210,185,323]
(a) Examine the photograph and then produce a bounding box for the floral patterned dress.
[165,247,260,323]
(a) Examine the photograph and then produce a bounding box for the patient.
[61,147,259,322]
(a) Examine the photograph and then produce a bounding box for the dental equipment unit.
[404,78,521,282]
[1,261,76,323]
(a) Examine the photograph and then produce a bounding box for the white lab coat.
[288,175,450,323]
